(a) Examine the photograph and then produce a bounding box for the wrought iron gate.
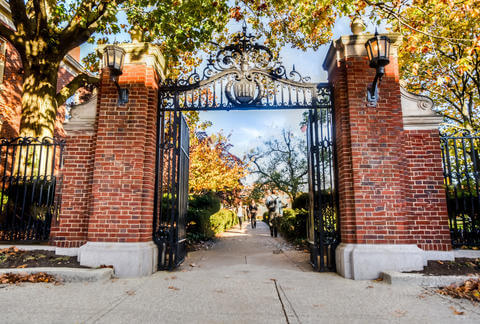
[153,111,189,270]
[306,108,340,271]
[440,131,480,248]
[155,24,338,271]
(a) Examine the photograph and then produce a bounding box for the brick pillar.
[49,96,97,250]
[402,90,452,255]
[74,43,165,277]
[324,27,452,279]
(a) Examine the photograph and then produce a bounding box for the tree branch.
[59,0,113,55]
[56,73,99,106]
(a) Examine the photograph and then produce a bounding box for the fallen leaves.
[98,265,114,269]
[437,279,480,303]
[0,272,56,284]
[0,247,81,268]
[393,310,407,318]
[449,306,464,315]
[0,247,22,264]
[0,247,20,255]
[125,290,136,296]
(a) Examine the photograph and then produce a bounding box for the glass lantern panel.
[106,48,114,68]
[114,49,123,70]
[384,39,390,58]
[374,37,380,58]
[366,42,373,61]
[379,38,385,57]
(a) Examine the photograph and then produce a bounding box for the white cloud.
[239,127,263,138]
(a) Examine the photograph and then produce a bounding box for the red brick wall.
[330,52,451,251]
[86,65,158,243]
[50,131,95,247]
[0,40,22,137]
[404,130,451,250]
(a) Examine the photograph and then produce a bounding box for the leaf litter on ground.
[437,278,480,303]
[0,272,56,284]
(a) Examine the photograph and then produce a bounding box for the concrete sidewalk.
[1,222,480,324]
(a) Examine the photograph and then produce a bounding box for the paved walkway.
[1,222,480,323]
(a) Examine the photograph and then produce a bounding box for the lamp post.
[103,45,129,105]
[365,30,391,106]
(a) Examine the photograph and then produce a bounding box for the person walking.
[265,190,281,237]
[248,200,258,229]
[236,201,244,230]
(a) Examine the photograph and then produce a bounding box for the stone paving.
[1,222,480,323]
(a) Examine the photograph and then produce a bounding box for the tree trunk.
[19,65,59,139]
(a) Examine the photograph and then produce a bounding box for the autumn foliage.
[189,131,248,195]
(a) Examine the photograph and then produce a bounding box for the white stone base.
[336,243,424,280]
[454,249,480,258]
[55,247,79,257]
[78,241,158,278]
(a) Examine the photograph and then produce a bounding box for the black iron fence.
[0,137,65,242]
[440,131,480,248]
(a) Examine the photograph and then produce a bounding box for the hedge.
[186,192,238,240]
[278,208,308,241]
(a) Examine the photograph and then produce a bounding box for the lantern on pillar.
[364,30,391,106]
[103,45,129,105]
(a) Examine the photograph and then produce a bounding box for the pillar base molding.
[336,243,424,280]
[78,241,158,277]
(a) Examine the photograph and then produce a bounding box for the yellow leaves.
[189,131,248,194]
[411,62,420,76]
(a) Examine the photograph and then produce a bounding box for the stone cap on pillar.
[97,42,167,81]
[64,90,97,133]
[323,31,402,76]
[401,87,442,130]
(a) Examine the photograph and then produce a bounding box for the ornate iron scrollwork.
[159,25,332,111]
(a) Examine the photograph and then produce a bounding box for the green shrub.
[209,209,237,234]
[189,192,221,211]
[292,193,309,210]
[186,192,222,239]
[186,208,214,238]
[186,192,239,240]
[278,208,308,241]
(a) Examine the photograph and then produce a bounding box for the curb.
[0,267,114,283]
[382,271,479,287]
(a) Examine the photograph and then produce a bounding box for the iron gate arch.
[154,25,339,271]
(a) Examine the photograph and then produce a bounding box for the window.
[0,38,6,84]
